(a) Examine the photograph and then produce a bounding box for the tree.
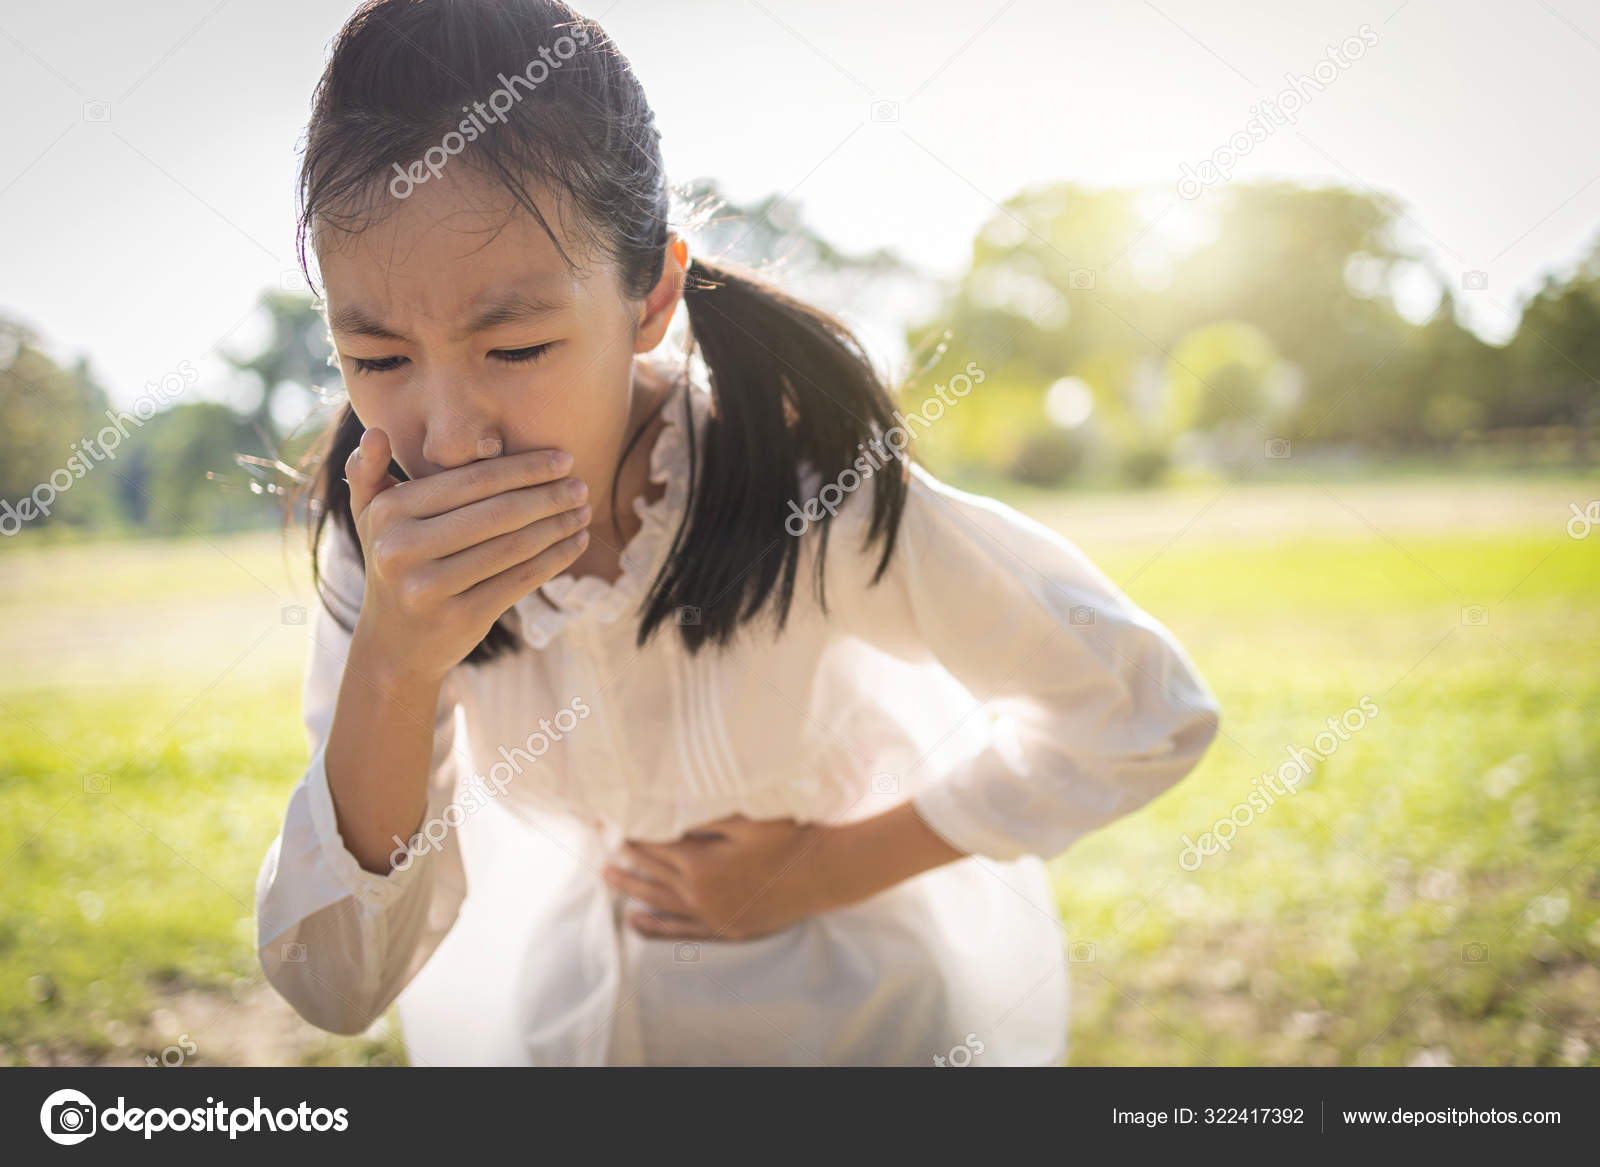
[221,290,337,439]
[0,319,124,534]
[1502,236,1600,461]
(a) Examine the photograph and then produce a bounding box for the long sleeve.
[828,461,1221,862]
[254,521,468,1035]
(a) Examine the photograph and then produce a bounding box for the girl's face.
[316,166,681,504]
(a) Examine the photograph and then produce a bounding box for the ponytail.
[637,256,910,653]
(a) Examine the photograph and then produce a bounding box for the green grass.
[1042,480,1600,1066]
[0,529,401,1066]
[1,472,1596,1065]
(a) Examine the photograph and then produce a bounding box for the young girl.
[255,0,1221,1067]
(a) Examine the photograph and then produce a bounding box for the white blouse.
[254,358,1221,1066]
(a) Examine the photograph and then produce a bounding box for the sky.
[2,0,1598,409]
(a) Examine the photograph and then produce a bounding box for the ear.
[633,235,689,354]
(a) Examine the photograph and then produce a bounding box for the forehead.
[314,167,609,319]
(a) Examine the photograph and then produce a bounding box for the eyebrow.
[329,286,569,343]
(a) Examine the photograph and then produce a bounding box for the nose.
[419,382,504,472]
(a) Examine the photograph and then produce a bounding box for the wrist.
[812,800,967,912]
[804,820,870,914]
[347,622,447,705]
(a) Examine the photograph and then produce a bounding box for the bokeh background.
[1,0,1596,1066]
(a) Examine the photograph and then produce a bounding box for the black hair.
[292,0,910,660]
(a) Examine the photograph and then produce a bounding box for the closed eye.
[349,354,408,375]
[347,343,555,375]
[492,343,555,365]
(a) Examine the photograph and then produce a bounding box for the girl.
[255,0,1221,1067]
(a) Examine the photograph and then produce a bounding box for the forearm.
[815,799,968,910]
[323,623,445,875]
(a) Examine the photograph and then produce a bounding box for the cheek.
[503,399,588,461]
[343,382,425,473]
[502,395,625,488]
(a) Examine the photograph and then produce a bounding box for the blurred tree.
[0,319,125,534]
[1372,291,1502,449]
[118,403,275,534]
[221,290,336,439]
[1503,236,1600,462]
[1169,183,1416,447]
[901,180,1553,484]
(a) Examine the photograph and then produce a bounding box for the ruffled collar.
[510,359,705,650]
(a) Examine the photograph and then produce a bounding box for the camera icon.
[674,942,700,963]
[82,100,111,123]
[1462,270,1489,291]
[1461,605,1488,626]
[277,269,310,294]
[675,605,701,626]
[1461,941,1489,963]
[40,1089,97,1144]
[1069,941,1096,963]
[871,773,899,794]
[1265,438,1292,459]
[1069,605,1095,626]
[281,605,307,625]
[1069,268,1096,291]
[476,437,503,459]
[52,1100,94,1134]
[83,773,110,794]
[281,942,307,963]
[870,99,900,122]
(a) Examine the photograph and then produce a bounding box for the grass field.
[1,472,1596,1066]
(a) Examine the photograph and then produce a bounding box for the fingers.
[603,865,692,916]
[630,825,731,873]
[627,911,706,939]
[391,447,576,520]
[406,477,590,565]
[620,842,682,880]
[454,525,590,616]
[344,428,401,522]
[689,814,750,839]
[420,504,591,596]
